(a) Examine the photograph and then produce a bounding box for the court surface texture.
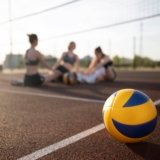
[0,70,159,160]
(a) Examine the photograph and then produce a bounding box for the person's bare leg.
[44,70,62,84]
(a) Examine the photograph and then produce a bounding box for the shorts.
[55,65,69,74]
[24,73,44,87]
[55,65,70,81]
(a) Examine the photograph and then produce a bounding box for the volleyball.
[103,89,157,143]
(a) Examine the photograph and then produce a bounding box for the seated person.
[77,46,116,84]
[50,41,80,82]
[12,33,58,86]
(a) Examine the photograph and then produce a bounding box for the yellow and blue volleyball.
[103,89,157,143]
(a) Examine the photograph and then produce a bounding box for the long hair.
[95,46,106,61]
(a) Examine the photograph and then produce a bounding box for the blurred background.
[0,0,160,70]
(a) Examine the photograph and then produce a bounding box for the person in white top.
[77,47,116,84]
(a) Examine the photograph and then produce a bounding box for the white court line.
[154,99,160,106]
[1,89,159,105]
[0,89,104,104]
[17,124,105,160]
[0,89,159,160]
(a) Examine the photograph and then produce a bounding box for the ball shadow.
[126,141,160,160]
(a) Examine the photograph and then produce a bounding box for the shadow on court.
[31,77,160,101]
[127,141,160,160]
[38,83,108,100]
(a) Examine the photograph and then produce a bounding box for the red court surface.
[0,70,159,160]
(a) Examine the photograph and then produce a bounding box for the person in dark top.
[51,41,80,81]
[77,46,116,83]
[23,34,56,86]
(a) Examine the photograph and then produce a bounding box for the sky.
[0,0,160,64]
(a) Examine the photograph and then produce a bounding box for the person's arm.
[74,55,80,72]
[52,53,65,70]
[37,51,52,70]
[24,50,28,63]
[85,58,97,74]
[95,56,110,70]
